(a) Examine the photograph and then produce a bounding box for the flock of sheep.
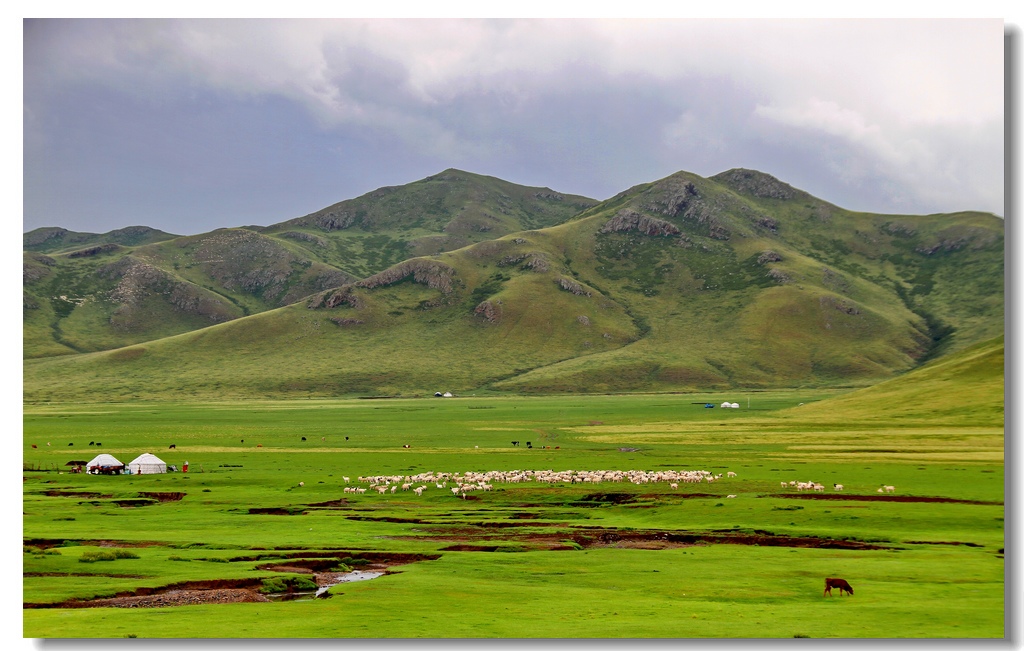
[304,469,895,498]
[324,468,739,497]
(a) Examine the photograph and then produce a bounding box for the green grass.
[23,357,1004,638]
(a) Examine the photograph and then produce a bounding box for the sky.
[22,16,1009,236]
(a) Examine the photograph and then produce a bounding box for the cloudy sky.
[23,17,1007,236]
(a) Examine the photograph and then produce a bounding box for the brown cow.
[824,577,854,596]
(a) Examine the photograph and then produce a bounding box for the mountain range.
[23,168,1004,401]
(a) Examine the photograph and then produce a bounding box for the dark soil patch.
[138,492,185,502]
[905,540,984,547]
[248,507,305,515]
[110,499,159,507]
[770,493,1002,505]
[25,554,439,609]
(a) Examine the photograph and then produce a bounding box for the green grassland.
[23,339,1004,638]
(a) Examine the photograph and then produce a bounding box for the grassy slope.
[23,169,1002,399]
[24,171,598,359]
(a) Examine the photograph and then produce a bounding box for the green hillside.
[23,226,179,253]
[23,171,597,358]
[23,169,1003,402]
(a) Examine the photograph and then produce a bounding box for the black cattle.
[89,441,95,446]
[301,437,306,441]
[526,442,532,448]
[512,441,519,447]
[68,443,73,446]
[169,444,176,449]
[824,577,853,596]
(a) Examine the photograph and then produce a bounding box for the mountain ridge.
[23,167,1003,401]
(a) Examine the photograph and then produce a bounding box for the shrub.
[78,549,139,563]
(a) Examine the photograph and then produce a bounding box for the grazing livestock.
[169,444,176,450]
[884,485,895,493]
[726,495,736,498]
[31,444,37,449]
[727,472,737,477]
[89,441,95,446]
[526,442,532,448]
[345,437,349,441]
[403,444,411,449]
[298,482,304,487]
[834,484,844,491]
[824,578,854,596]
[301,437,306,441]
[68,443,73,446]
[512,441,519,447]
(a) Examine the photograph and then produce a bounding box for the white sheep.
[884,485,895,493]
[726,495,736,498]
[834,484,844,491]
[726,472,737,478]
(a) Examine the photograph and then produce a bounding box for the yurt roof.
[129,453,166,466]
[86,453,123,467]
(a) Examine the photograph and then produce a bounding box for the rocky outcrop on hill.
[498,252,550,272]
[600,209,681,237]
[711,168,797,200]
[474,300,502,324]
[98,257,235,329]
[757,250,783,265]
[356,259,457,294]
[642,179,731,240]
[309,210,360,231]
[557,277,592,297]
[278,231,329,247]
[67,243,121,258]
[23,253,55,284]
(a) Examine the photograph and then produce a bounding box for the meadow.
[22,389,1004,639]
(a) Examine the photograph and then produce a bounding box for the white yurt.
[730,403,740,409]
[86,453,125,475]
[128,453,168,475]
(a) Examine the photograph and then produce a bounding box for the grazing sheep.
[834,484,844,491]
[781,482,788,488]
[726,495,736,498]
[670,483,678,489]
[884,485,895,493]
[298,482,304,487]
[343,476,350,483]
[877,488,884,493]
[727,472,737,477]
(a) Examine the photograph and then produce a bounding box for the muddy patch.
[44,490,108,499]
[138,492,185,502]
[25,554,435,609]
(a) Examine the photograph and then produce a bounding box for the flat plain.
[22,381,1004,639]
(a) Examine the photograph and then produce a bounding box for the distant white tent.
[86,453,125,475]
[730,403,740,409]
[721,402,733,408]
[128,453,167,475]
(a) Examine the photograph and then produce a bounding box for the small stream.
[267,570,385,601]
